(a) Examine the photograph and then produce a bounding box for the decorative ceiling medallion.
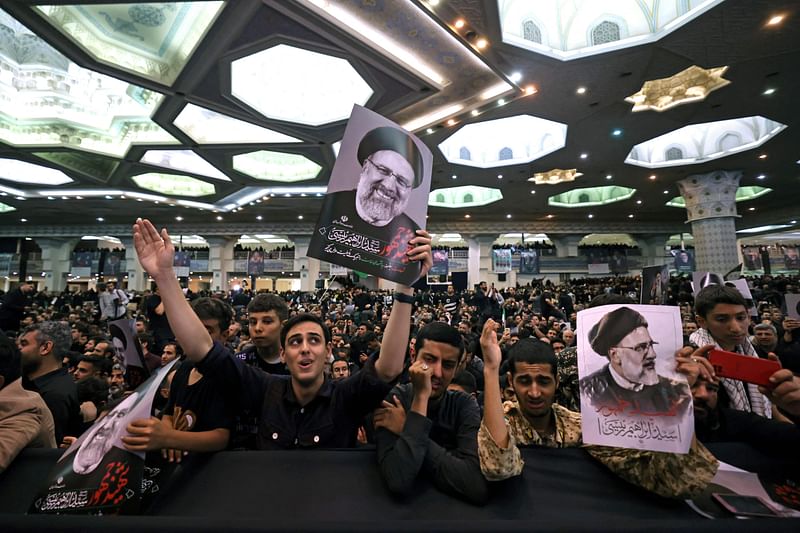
[529,168,582,185]
[625,66,730,112]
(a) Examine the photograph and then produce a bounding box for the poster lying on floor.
[307,105,433,286]
[577,304,693,453]
[30,361,177,515]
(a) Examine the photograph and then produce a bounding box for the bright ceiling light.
[767,15,784,25]
[141,150,230,181]
[763,88,776,95]
[132,173,215,197]
[0,9,176,157]
[174,103,301,144]
[35,3,225,86]
[626,116,786,168]
[576,87,587,94]
[429,186,503,208]
[439,114,567,168]
[509,71,522,82]
[402,104,464,131]
[626,65,730,112]
[231,44,373,126]
[737,224,790,234]
[499,0,725,61]
[529,168,582,185]
[0,159,73,185]
[233,151,322,183]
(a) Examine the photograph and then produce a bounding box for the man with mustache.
[579,306,690,416]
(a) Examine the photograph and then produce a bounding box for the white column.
[549,234,584,258]
[118,237,147,292]
[291,236,320,292]
[36,238,79,293]
[467,235,498,287]
[205,237,236,291]
[635,234,671,268]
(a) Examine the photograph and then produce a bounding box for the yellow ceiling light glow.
[625,65,730,112]
[529,168,583,185]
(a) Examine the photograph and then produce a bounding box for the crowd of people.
[1,219,799,510]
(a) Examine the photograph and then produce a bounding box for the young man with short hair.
[691,285,773,418]
[129,218,431,450]
[478,319,719,499]
[373,322,488,504]
[236,294,289,375]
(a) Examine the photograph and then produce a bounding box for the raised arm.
[374,229,432,382]
[480,319,508,447]
[132,218,212,362]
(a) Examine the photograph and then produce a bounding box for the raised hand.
[407,229,433,279]
[674,344,715,387]
[132,218,175,281]
[480,319,502,372]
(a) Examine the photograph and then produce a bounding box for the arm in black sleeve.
[421,395,488,505]
[196,341,270,413]
[375,404,432,497]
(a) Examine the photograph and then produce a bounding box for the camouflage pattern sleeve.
[584,437,719,499]
[477,420,524,481]
[555,346,581,412]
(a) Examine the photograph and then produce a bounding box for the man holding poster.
[309,106,433,286]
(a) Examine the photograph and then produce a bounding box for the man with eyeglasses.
[579,306,691,416]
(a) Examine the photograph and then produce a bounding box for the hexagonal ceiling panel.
[429,186,503,208]
[232,150,321,183]
[498,0,724,61]
[0,202,16,213]
[438,115,567,168]
[132,172,215,196]
[35,2,225,86]
[0,158,73,186]
[0,9,177,158]
[548,186,636,208]
[230,43,373,126]
[140,150,230,181]
[32,152,119,182]
[666,186,772,207]
[173,103,302,144]
[626,116,787,168]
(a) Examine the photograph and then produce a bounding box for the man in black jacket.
[0,281,34,333]
[373,321,488,504]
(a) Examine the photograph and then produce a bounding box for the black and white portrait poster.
[519,250,539,274]
[30,361,177,514]
[671,249,694,273]
[308,105,433,285]
[577,304,693,453]
[641,265,669,304]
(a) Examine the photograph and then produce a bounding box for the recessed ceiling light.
[763,88,776,95]
[792,220,797,224]
[767,15,784,25]
[756,174,766,180]
[256,215,263,220]
[216,216,223,221]
[663,190,669,194]
[587,214,594,218]
[636,200,643,205]
[20,218,27,222]
[758,154,767,159]
[105,195,113,199]
[497,174,503,179]
[524,85,536,95]
[576,87,587,94]
[298,215,304,219]
[426,128,434,134]
[96,217,104,222]
[506,214,512,219]
[628,214,634,218]
[476,38,488,49]
[175,216,183,221]
[748,207,755,211]
[509,72,522,82]
[530,190,536,194]
[498,99,506,105]
[580,153,588,159]
[447,118,457,126]
[649,175,656,180]
[451,174,457,180]
[464,214,471,219]
[546,214,554,218]
[471,109,479,116]
[454,19,465,29]
[605,174,613,180]
[612,129,622,136]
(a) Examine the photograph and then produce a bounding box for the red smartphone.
[708,349,781,388]
[711,493,780,517]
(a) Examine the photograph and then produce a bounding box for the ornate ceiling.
[0,0,798,239]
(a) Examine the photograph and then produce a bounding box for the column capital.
[677,170,742,222]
